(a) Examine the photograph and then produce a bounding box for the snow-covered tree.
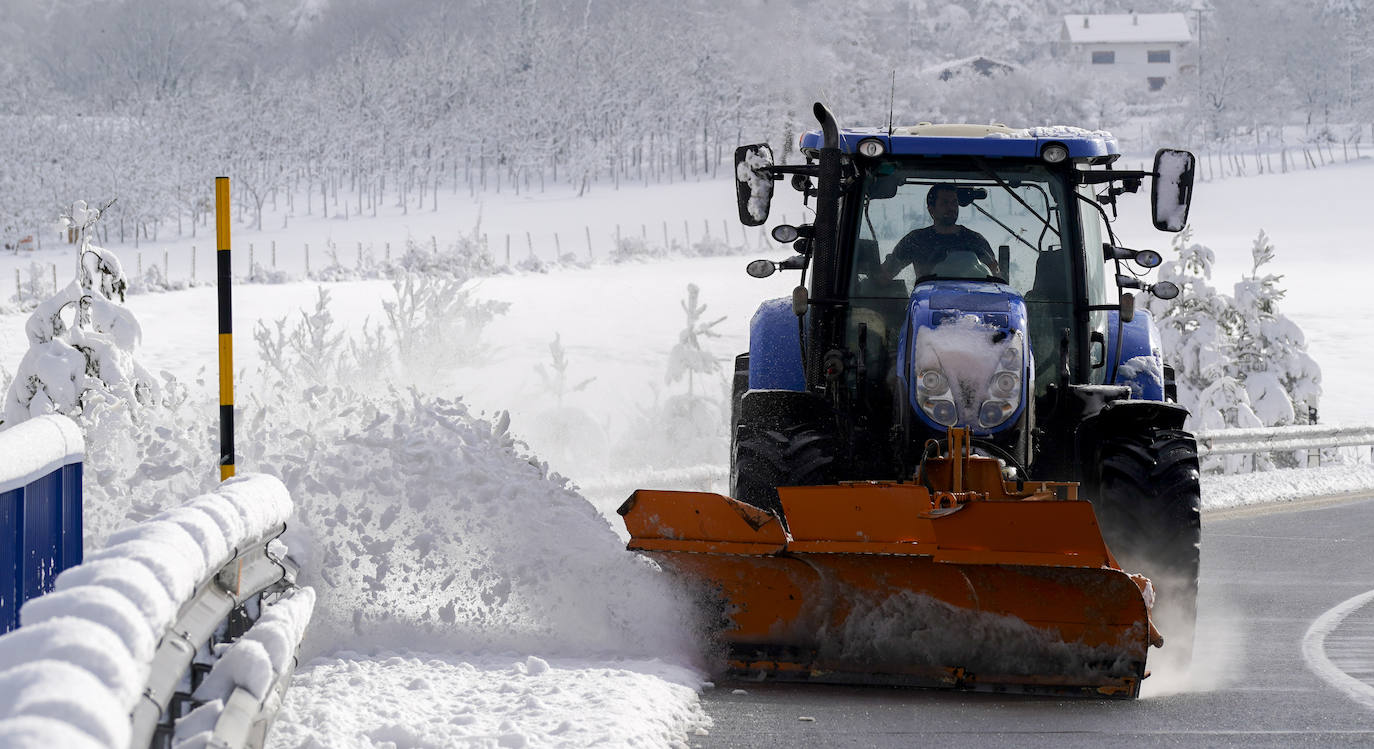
[2,200,158,427]
[1148,227,1322,447]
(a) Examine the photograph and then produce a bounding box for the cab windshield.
[850,162,1072,301]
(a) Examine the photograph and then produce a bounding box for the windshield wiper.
[973,157,1061,241]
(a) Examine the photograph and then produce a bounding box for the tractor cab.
[735,106,1194,479]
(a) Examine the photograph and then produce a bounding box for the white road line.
[1302,588,1374,710]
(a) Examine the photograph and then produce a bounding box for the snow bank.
[0,414,83,494]
[1201,463,1374,512]
[268,651,710,749]
[246,382,710,667]
[0,473,299,744]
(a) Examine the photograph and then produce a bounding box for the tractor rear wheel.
[1092,428,1202,669]
[731,423,836,523]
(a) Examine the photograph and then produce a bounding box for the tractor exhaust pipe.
[806,102,843,390]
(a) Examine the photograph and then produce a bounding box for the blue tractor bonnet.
[799,124,1120,161]
[897,281,1031,436]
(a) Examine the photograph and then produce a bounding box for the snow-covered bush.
[383,274,510,381]
[524,333,607,472]
[395,232,498,279]
[616,284,729,468]
[3,202,159,426]
[1147,228,1323,472]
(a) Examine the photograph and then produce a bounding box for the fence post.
[272,240,277,268]
[585,226,593,259]
[163,250,169,280]
[305,243,310,275]
[51,264,57,294]
[249,243,254,274]
[554,232,561,257]
[14,268,19,300]
[526,231,533,260]
[663,221,669,250]
[505,234,511,265]
[191,246,196,282]
[137,252,143,277]
[684,220,690,248]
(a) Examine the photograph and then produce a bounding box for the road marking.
[1302,588,1374,710]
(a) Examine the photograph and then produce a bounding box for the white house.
[1061,13,1192,92]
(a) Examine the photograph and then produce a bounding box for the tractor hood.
[898,281,1032,436]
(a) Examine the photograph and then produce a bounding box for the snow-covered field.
[3,158,1374,746]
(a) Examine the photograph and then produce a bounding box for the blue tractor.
[729,103,1202,665]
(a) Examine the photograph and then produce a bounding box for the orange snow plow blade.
[618,431,1159,698]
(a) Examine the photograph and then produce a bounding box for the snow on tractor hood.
[898,281,1031,436]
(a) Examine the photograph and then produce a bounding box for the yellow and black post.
[215,177,235,481]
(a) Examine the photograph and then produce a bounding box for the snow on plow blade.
[618,455,1157,698]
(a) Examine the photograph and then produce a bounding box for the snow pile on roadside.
[268,652,709,749]
[0,474,293,746]
[249,382,710,667]
[1201,463,1374,512]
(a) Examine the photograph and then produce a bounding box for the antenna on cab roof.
[888,71,896,137]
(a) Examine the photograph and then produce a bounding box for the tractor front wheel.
[730,423,836,524]
[1092,428,1202,670]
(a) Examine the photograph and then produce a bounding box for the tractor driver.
[877,183,1001,281]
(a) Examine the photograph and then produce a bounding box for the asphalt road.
[696,496,1374,748]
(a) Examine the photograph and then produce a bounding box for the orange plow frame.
[619,430,1160,698]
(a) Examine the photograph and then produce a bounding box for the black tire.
[1091,428,1202,669]
[730,423,836,522]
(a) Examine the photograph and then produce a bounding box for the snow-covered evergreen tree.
[1147,227,1323,470]
[2,200,158,426]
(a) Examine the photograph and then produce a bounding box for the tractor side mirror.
[735,144,776,226]
[746,259,776,278]
[1151,148,1195,232]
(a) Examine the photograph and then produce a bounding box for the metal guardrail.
[0,414,84,634]
[1195,424,1374,462]
[133,522,297,749]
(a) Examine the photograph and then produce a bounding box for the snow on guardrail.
[0,473,310,748]
[1195,424,1374,457]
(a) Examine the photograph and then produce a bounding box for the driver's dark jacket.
[884,225,997,277]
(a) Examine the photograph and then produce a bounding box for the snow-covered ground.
[3,158,1374,747]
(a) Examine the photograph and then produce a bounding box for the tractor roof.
[799,124,1119,161]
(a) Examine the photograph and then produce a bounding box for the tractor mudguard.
[748,297,805,391]
[1075,399,1190,467]
[736,389,834,434]
[1105,310,1164,401]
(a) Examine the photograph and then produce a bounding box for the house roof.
[1062,13,1192,44]
[920,55,1019,81]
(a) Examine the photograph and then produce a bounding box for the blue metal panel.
[799,128,1119,160]
[0,486,19,632]
[0,455,83,635]
[22,472,60,610]
[61,463,83,572]
[1105,309,1165,401]
[748,297,806,391]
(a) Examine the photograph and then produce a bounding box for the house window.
[1148,77,1166,91]
[1091,50,1115,64]
[1147,50,1171,63]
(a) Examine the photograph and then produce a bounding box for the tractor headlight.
[857,138,886,158]
[1042,143,1069,163]
[978,342,1024,429]
[920,369,948,395]
[916,367,958,426]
